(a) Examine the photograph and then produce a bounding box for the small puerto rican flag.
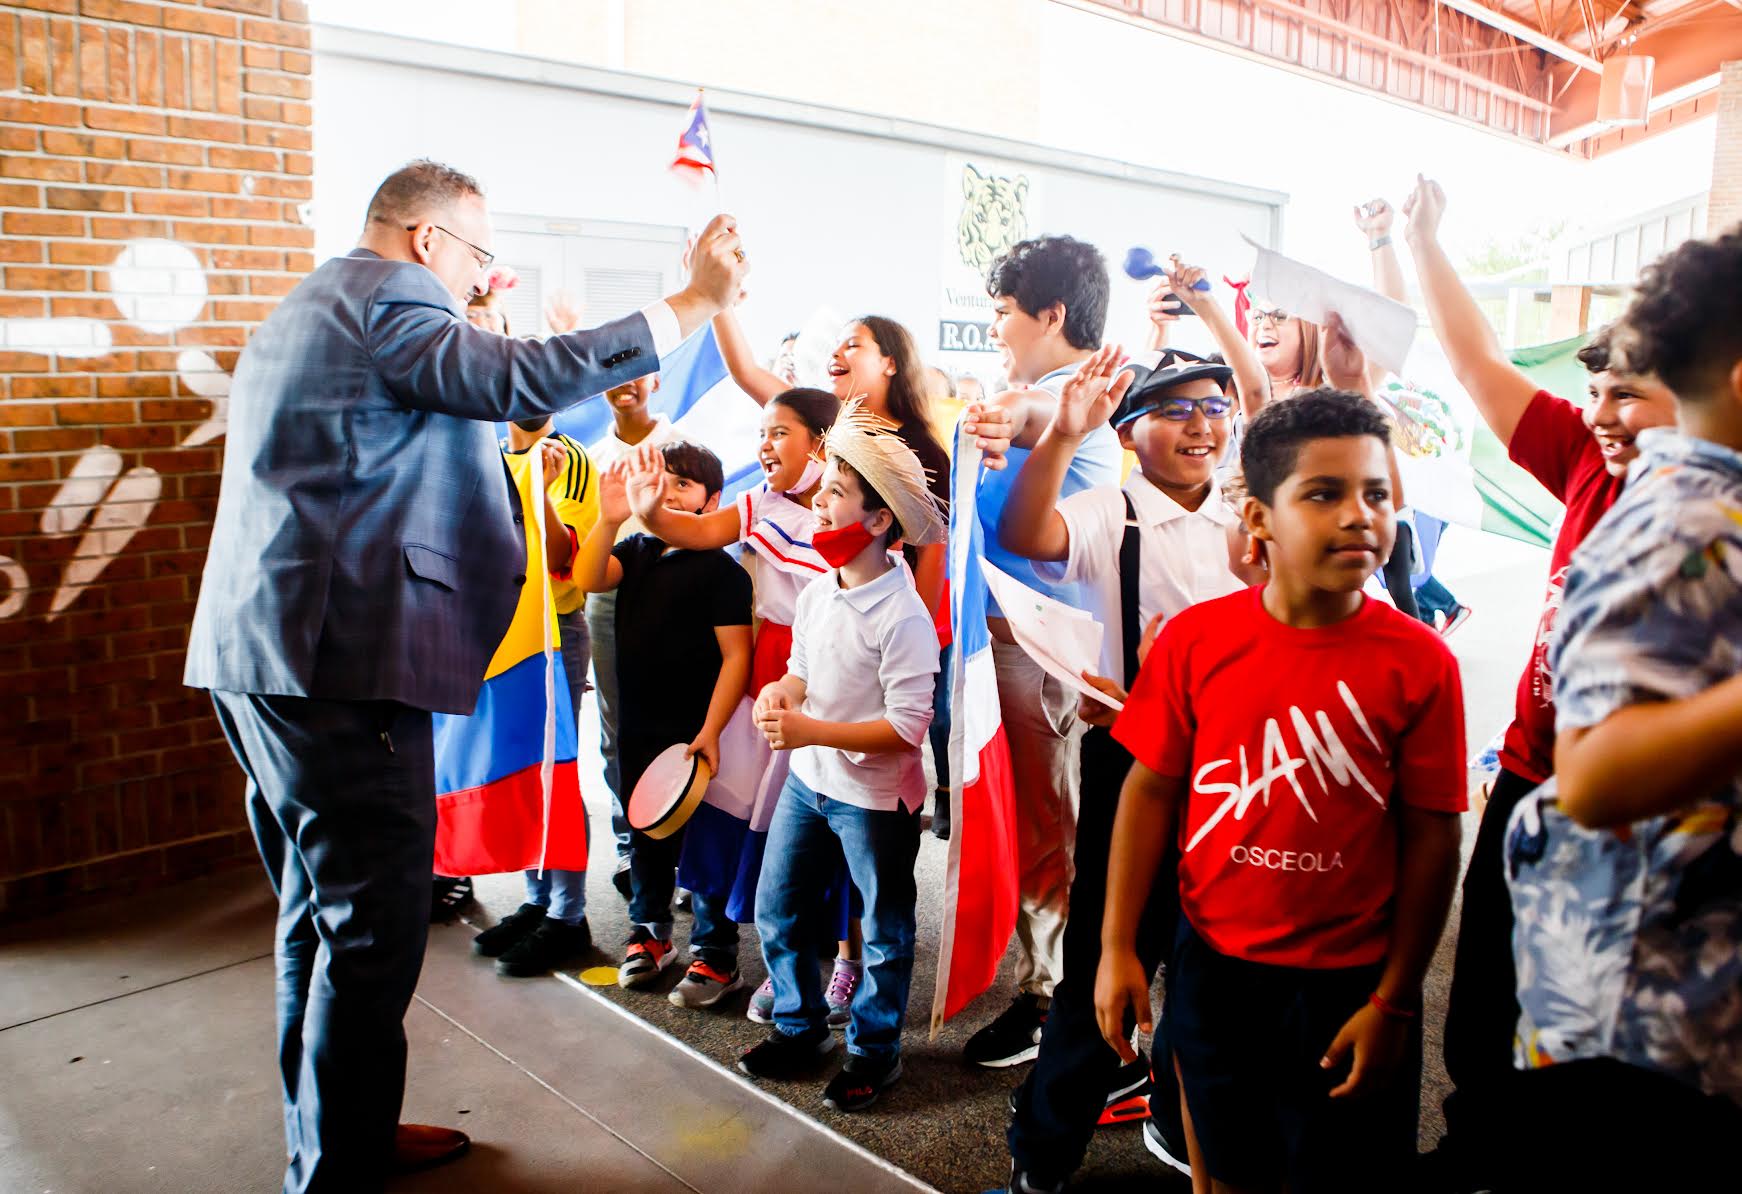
[672,88,716,177]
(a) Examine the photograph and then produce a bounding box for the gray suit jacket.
[185,249,658,715]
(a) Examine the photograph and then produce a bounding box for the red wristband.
[1369,992,1419,1021]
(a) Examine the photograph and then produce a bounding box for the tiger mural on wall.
[957,164,1030,273]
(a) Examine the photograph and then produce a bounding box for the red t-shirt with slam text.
[1112,588,1467,969]
[1500,391,1625,784]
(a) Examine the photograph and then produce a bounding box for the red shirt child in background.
[1502,391,1629,782]
[1095,388,1466,1194]
[1398,176,1680,1142]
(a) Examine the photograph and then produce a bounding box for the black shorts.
[1165,918,1420,1193]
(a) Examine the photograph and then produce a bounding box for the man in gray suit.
[185,160,747,1194]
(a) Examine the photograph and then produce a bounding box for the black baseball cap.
[1111,350,1235,427]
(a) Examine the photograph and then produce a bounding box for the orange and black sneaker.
[1096,1054,1154,1127]
[617,927,678,989]
[669,957,745,1009]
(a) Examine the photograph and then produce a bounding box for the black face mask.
[512,418,549,433]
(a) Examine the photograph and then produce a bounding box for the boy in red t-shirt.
[1095,390,1467,1193]
[1400,177,1678,1139]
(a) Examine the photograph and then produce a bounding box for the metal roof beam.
[1433,0,1604,72]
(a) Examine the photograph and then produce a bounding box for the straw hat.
[820,399,948,547]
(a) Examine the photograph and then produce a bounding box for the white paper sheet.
[981,561,1123,712]
[1245,236,1417,376]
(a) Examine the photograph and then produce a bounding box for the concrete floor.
[0,525,1544,1194]
[0,871,929,1194]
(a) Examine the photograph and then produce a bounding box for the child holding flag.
[433,433,595,977]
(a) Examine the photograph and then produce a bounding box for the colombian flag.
[432,457,588,877]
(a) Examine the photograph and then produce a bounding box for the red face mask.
[812,520,877,567]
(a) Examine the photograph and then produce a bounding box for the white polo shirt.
[1034,473,1247,682]
[788,563,940,813]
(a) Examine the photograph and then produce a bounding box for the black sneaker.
[472,903,547,957]
[738,1025,836,1080]
[495,916,592,977]
[1004,1162,1065,1194]
[821,1052,902,1112]
[930,789,951,840]
[431,875,474,922]
[1005,1053,1152,1123]
[1099,1053,1154,1126]
[611,857,632,902]
[964,993,1048,1068]
[1143,1117,1191,1178]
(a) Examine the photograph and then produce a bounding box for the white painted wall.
[310,30,1283,375]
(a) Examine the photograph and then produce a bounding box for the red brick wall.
[0,0,312,917]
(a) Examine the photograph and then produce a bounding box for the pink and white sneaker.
[826,960,861,1029]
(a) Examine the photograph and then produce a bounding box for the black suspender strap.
[1119,491,1142,690]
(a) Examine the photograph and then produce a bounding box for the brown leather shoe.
[392,1123,471,1174]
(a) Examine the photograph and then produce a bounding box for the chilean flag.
[931,431,1020,1031]
[672,89,716,177]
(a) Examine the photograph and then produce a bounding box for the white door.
[491,216,685,337]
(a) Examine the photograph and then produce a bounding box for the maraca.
[1123,247,1213,290]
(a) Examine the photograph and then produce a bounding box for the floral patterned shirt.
[1506,429,1742,1108]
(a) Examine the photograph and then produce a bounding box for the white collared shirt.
[1035,473,1247,682]
[640,301,683,362]
[787,564,940,813]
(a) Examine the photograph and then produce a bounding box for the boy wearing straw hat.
[741,401,946,1113]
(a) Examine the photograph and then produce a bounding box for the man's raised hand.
[687,214,749,312]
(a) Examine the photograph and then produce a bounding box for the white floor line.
[550,970,939,1193]
[413,993,703,1194]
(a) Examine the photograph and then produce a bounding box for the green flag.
[1463,334,1590,548]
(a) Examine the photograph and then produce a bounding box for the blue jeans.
[584,591,632,858]
[541,609,593,919]
[627,829,739,967]
[756,770,920,1059]
[1414,575,1462,622]
[928,644,952,791]
[524,868,586,924]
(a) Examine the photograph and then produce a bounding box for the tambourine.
[627,743,711,840]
